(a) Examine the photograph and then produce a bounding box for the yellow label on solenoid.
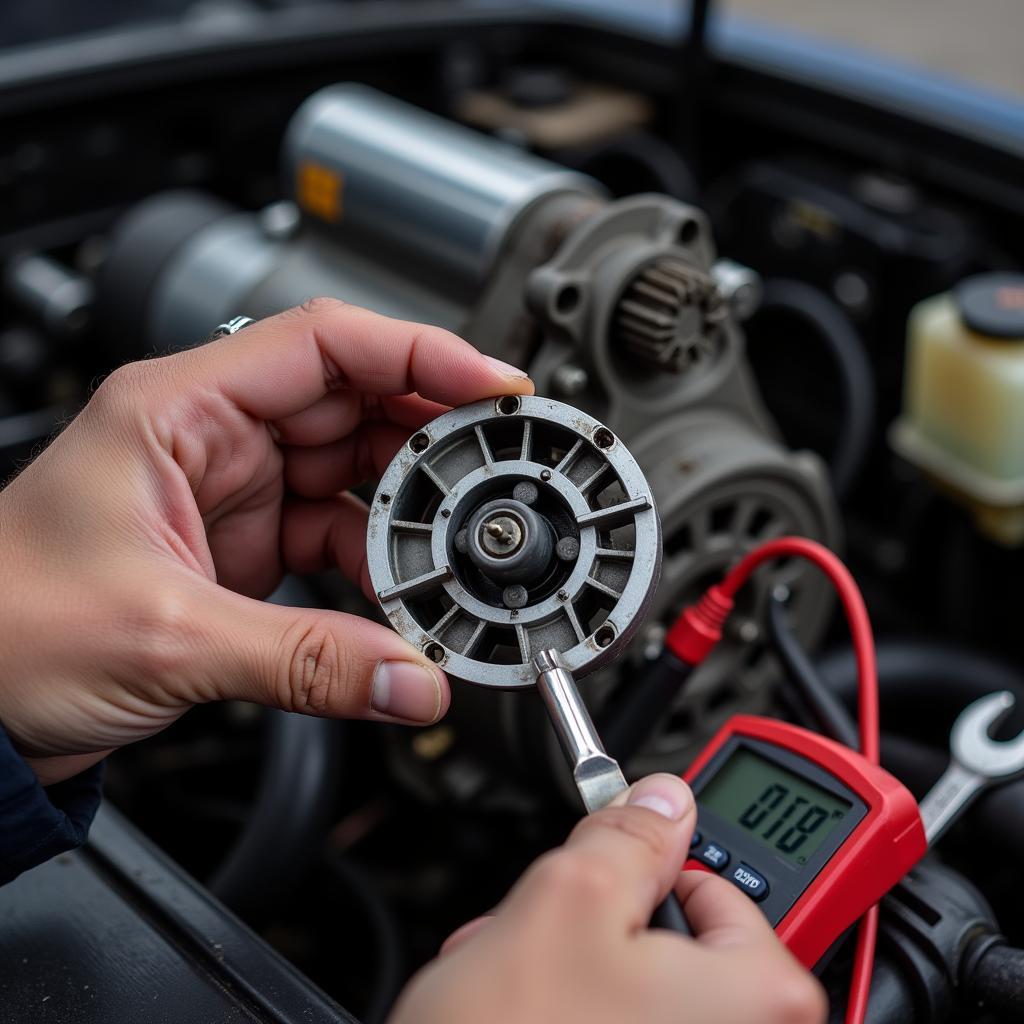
[297,161,343,222]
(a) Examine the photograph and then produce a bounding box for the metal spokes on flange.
[366,396,662,689]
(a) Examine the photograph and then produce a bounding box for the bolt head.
[503,584,529,609]
[555,536,580,562]
[512,481,539,506]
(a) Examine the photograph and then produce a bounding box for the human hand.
[390,773,827,1024]
[0,299,532,784]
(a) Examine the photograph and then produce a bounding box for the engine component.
[455,75,654,151]
[822,861,1007,1024]
[96,83,838,771]
[613,256,726,374]
[892,273,1024,546]
[620,414,837,774]
[366,396,661,688]
[284,83,600,295]
[3,252,93,339]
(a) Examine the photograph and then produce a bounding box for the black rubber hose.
[757,279,876,499]
[767,593,860,750]
[816,641,1024,733]
[965,943,1024,1019]
[208,579,344,918]
[567,131,698,201]
[816,640,1024,862]
[208,709,343,916]
[322,853,405,1024]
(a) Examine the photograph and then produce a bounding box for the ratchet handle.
[651,891,692,936]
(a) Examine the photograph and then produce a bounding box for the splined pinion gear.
[615,258,727,374]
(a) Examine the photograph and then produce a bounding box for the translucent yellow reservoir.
[891,274,1024,545]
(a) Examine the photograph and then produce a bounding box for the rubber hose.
[817,641,1024,733]
[816,640,1024,862]
[758,279,876,499]
[323,853,405,1024]
[561,131,698,200]
[208,579,344,917]
[966,943,1024,1019]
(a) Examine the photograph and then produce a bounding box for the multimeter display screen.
[700,748,853,866]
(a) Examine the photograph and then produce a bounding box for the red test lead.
[664,537,913,1024]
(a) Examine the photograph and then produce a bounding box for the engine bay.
[2,6,1023,1021]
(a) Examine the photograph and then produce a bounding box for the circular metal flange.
[367,396,662,688]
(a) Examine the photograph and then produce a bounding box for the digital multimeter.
[683,715,927,968]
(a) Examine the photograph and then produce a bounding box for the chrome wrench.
[918,691,1024,846]
[533,649,692,935]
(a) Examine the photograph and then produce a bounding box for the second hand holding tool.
[534,649,692,936]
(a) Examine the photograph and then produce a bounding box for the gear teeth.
[615,258,724,374]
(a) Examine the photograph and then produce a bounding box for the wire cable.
[758,279,876,499]
[721,539,879,1024]
[670,536,880,1024]
[767,591,860,750]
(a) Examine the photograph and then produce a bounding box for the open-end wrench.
[918,691,1024,846]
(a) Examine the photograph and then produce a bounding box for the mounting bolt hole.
[423,641,446,664]
[594,623,616,649]
[678,219,699,245]
[409,432,430,454]
[554,283,581,316]
[593,426,615,450]
[379,493,391,505]
[496,395,521,416]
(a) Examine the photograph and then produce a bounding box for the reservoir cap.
[955,273,1024,340]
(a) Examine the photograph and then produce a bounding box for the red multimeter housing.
[683,715,926,969]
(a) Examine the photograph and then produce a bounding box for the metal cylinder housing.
[284,84,602,293]
[366,396,662,688]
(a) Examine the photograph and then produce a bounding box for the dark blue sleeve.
[0,720,104,884]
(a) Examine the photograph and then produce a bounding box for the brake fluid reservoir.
[891,273,1024,545]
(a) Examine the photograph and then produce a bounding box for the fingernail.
[483,354,530,379]
[371,662,442,723]
[626,774,693,821]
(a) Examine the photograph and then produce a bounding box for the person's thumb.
[509,774,695,933]
[180,583,449,724]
